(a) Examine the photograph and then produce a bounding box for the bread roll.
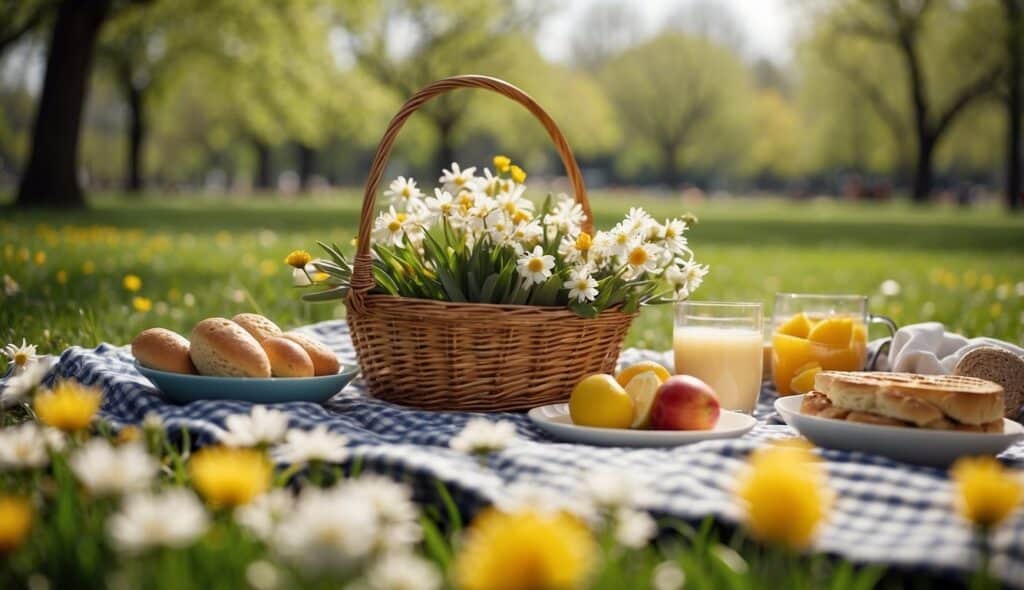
[189,318,271,378]
[262,336,314,378]
[955,347,1024,419]
[232,313,283,343]
[280,332,340,376]
[132,328,196,374]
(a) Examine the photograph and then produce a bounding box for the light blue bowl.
[135,362,360,404]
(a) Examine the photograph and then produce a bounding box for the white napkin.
[872,322,1024,374]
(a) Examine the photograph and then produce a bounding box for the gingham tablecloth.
[25,320,1024,586]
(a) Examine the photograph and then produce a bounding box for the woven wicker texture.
[346,75,636,411]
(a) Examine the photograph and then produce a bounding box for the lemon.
[569,374,635,429]
[624,371,661,429]
[615,361,671,388]
[789,362,823,394]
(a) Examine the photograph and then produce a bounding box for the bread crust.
[280,332,340,376]
[262,336,314,378]
[955,347,1024,419]
[189,318,271,378]
[132,328,196,374]
[232,313,283,343]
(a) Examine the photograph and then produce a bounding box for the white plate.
[775,394,1024,467]
[528,403,757,447]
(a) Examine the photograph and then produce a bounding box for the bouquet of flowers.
[293,156,708,318]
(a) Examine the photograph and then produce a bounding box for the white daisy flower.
[583,468,648,511]
[273,426,350,465]
[674,259,709,298]
[365,552,442,590]
[425,188,456,221]
[657,218,690,255]
[235,489,295,541]
[495,184,533,216]
[220,406,289,448]
[612,507,657,548]
[543,197,587,234]
[604,225,637,258]
[372,206,412,248]
[383,176,425,212]
[621,239,662,277]
[439,162,477,192]
[346,475,422,551]
[652,561,687,590]
[70,439,159,497]
[3,339,38,375]
[273,486,378,572]
[449,418,518,455]
[484,210,514,245]
[510,219,544,246]
[108,489,209,553]
[0,422,50,469]
[2,274,19,296]
[515,245,555,286]
[41,427,66,452]
[557,233,587,264]
[245,560,281,590]
[623,207,655,235]
[564,266,599,303]
[1,355,55,408]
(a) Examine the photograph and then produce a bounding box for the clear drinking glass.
[674,301,764,413]
[770,293,897,395]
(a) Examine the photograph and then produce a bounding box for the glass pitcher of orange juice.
[771,293,896,395]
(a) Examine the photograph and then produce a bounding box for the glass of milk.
[674,301,764,413]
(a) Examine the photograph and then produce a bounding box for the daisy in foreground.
[108,489,209,553]
[219,406,289,448]
[450,418,518,456]
[2,339,38,376]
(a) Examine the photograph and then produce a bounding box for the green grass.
[1,193,1022,370]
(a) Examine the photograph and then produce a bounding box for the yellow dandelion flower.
[575,232,592,252]
[34,380,102,433]
[509,165,527,184]
[82,260,95,275]
[55,270,68,285]
[990,303,1002,318]
[0,495,33,553]
[981,274,995,291]
[951,457,1023,528]
[456,508,596,590]
[33,251,46,266]
[285,250,312,268]
[123,274,142,292]
[132,296,152,313]
[493,155,512,173]
[189,446,272,508]
[736,439,831,550]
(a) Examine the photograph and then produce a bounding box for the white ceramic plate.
[528,403,757,447]
[775,394,1024,467]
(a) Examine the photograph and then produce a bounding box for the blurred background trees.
[0,0,1019,210]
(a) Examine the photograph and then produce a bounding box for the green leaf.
[437,267,467,302]
[479,273,499,302]
[466,270,481,300]
[528,274,562,306]
[300,286,349,302]
[570,302,599,318]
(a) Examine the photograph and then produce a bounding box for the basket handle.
[349,74,592,296]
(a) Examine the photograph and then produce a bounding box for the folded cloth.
[872,322,1024,375]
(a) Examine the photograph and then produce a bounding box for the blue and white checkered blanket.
[26,320,1024,586]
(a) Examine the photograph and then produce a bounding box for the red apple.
[649,375,720,431]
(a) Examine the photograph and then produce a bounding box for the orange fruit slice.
[807,317,854,348]
[789,362,822,394]
[776,312,813,339]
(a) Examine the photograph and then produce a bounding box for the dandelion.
[735,440,830,550]
[34,380,102,433]
[33,251,46,265]
[365,552,442,590]
[449,418,518,455]
[509,164,527,184]
[493,154,512,173]
[455,508,596,590]
[122,274,142,292]
[55,270,67,285]
[0,495,33,553]
[0,423,50,469]
[951,456,1022,529]
[3,339,39,376]
[82,260,95,275]
[516,245,555,286]
[384,176,425,212]
[564,267,598,303]
[284,250,312,269]
[132,297,152,313]
[273,425,349,465]
[189,446,272,508]
[440,162,477,190]
[220,406,290,448]
[235,489,295,541]
[273,485,379,572]
[70,439,159,497]
[107,489,209,553]
[2,274,19,296]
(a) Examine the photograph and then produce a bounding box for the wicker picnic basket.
[346,75,637,412]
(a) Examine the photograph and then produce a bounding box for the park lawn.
[1,192,1022,373]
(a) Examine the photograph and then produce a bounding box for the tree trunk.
[1005,0,1023,212]
[434,117,456,178]
[662,142,680,188]
[911,135,935,203]
[15,0,111,209]
[124,80,145,194]
[253,140,273,191]
[295,143,315,193]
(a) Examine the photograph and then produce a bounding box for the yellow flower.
[123,274,142,292]
[285,250,312,268]
[17,247,29,262]
[456,508,596,590]
[189,446,272,508]
[33,251,46,265]
[117,426,141,444]
[311,271,330,283]
[951,457,1023,528]
[512,209,533,224]
[736,439,830,550]
[132,296,152,313]
[0,495,33,553]
[493,155,512,173]
[34,380,102,433]
[509,165,527,184]
[55,269,67,285]
[82,260,95,275]
[575,232,592,252]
